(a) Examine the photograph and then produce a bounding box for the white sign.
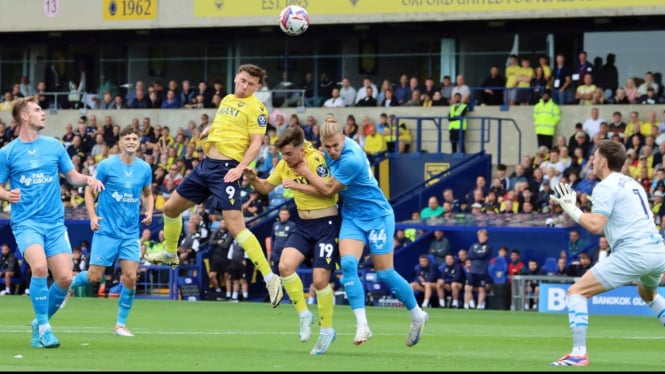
[43,0,59,18]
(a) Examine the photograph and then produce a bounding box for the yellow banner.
[194,0,664,17]
[103,0,157,20]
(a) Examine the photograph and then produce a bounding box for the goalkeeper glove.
[549,183,583,223]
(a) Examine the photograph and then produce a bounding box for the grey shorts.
[592,249,665,290]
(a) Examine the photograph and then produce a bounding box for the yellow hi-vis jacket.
[448,103,468,130]
[533,99,561,136]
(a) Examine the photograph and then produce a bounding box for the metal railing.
[509,274,579,311]
[6,90,91,110]
[393,115,522,166]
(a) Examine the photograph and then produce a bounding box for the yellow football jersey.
[204,94,269,162]
[267,142,337,211]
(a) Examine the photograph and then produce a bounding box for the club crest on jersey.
[316,164,329,177]
[258,114,267,127]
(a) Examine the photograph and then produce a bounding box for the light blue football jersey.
[94,155,152,239]
[325,137,392,221]
[0,136,73,225]
[591,172,664,252]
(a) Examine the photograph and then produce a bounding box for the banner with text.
[103,0,158,20]
[538,283,665,316]
[194,0,665,18]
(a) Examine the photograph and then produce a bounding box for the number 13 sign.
[44,0,59,18]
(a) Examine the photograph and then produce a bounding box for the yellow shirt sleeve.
[204,94,269,162]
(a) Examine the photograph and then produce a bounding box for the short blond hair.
[320,119,342,139]
[11,96,37,124]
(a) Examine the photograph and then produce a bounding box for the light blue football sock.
[377,267,418,310]
[117,286,136,326]
[48,283,68,319]
[340,255,365,310]
[70,270,90,288]
[566,293,588,355]
[29,276,49,325]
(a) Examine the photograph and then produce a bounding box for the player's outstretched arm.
[65,169,105,192]
[550,183,606,234]
[242,167,276,195]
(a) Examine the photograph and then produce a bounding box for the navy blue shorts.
[465,272,490,287]
[176,157,242,211]
[284,215,340,271]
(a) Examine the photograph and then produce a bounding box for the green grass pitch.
[1,296,663,371]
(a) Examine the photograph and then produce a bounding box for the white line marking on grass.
[0,325,344,336]
[0,324,662,339]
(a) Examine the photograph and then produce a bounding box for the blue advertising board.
[539,283,665,316]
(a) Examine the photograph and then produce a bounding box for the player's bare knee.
[312,278,329,291]
[53,274,72,288]
[30,263,49,277]
[278,262,296,277]
[122,271,137,284]
[163,204,180,219]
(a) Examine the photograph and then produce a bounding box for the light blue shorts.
[13,220,71,258]
[89,233,141,267]
[339,213,395,255]
[592,249,665,290]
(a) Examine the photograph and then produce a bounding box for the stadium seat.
[488,256,508,284]
[362,270,391,305]
[542,257,558,275]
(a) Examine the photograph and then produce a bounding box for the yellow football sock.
[316,284,334,329]
[282,272,307,314]
[163,214,182,254]
[236,228,272,276]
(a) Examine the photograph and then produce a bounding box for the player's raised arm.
[242,167,276,195]
[550,183,608,234]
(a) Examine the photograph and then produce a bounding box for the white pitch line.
[0,325,662,339]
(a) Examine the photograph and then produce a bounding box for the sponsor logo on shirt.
[111,191,140,203]
[19,173,53,186]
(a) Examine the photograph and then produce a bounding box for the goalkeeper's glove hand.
[549,183,583,223]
